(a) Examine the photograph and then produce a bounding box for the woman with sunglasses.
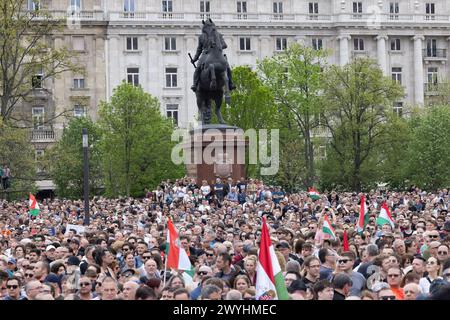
[419,257,442,294]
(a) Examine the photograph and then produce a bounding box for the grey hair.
[201,284,221,299]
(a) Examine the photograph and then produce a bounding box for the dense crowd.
[0,177,449,300]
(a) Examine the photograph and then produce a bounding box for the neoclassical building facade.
[19,0,450,185]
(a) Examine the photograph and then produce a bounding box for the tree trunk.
[304,131,315,188]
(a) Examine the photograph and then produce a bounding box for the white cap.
[46,245,56,251]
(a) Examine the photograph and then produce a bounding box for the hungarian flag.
[343,229,349,252]
[256,217,289,300]
[322,214,336,240]
[166,219,194,284]
[376,202,395,229]
[308,187,321,201]
[356,194,368,234]
[29,194,40,216]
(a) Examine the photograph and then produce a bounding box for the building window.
[273,2,283,20]
[275,37,287,51]
[390,38,401,51]
[427,67,438,87]
[239,37,251,51]
[165,67,178,87]
[126,37,139,51]
[166,104,179,126]
[237,1,247,19]
[426,3,435,20]
[200,1,211,19]
[28,0,40,11]
[391,67,402,85]
[127,67,139,86]
[73,78,85,89]
[352,2,362,19]
[72,36,85,51]
[32,67,44,89]
[393,102,403,117]
[162,0,173,18]
[74,105,86,117]
[164,37,177,51]
[426,39,437,57]
[353,38,364,51]
[124,0,135,18]
[32,107,45,129]
[70,0,81,9]
[35,149,45,173]
[312,38,323,50]
[389,2,399,20]
[318,146,326,160]
[309,2,319,20]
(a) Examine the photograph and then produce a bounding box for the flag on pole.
[166,219,195,284]
[376,202,395,229]
[343,229,349,252]
[356,194,369,234]
[256,217,289,300]
[308,187,321,201]
[322,214,336,240]
[29,194,40,216]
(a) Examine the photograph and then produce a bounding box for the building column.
[376,35,388,76]
[413,35,425,106]
[338,34,351,66]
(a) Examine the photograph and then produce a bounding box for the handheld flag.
[343,229,349,252]
[308,187,321,201]
[356,194,368,234]
[322,214,336,240]
[29,194,40,216]
[256,217,289,300]
[376,202,395,229]
[166,219,194,283]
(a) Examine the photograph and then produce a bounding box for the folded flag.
[308,187,321,201]
[376,202,395,229]
[29,193,40,216]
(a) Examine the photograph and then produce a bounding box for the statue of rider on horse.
[189,19,235,125]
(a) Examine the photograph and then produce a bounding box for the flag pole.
[163,216,168,289]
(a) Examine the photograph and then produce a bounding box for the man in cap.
[44,245,57,264]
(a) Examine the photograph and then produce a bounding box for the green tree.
[48,117,103,199]
[0,0,81,122]
[404,105,450,189]
[0,118,35,198]
[223,66,276,129]
[99,82,184,197]
[320,58,404,192]
[222,66,277,178]
[258,43,328,188]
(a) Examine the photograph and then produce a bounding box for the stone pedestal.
[184,124,248,183]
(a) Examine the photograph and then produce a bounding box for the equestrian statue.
[189,19,235,125]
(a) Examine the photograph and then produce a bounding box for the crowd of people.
[0,177,449,300]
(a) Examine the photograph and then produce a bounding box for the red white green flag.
[376,202,395,229]
[256,217,289,300]
[308,187,321,201]
[356,194,369,234]
[166,219,194,283]
[29,194,40,216]
[322,214,336,240]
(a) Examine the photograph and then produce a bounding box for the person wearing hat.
[44,245,56,265]
[7,258,17,273]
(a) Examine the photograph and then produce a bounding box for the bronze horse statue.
[192,20,230,125]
